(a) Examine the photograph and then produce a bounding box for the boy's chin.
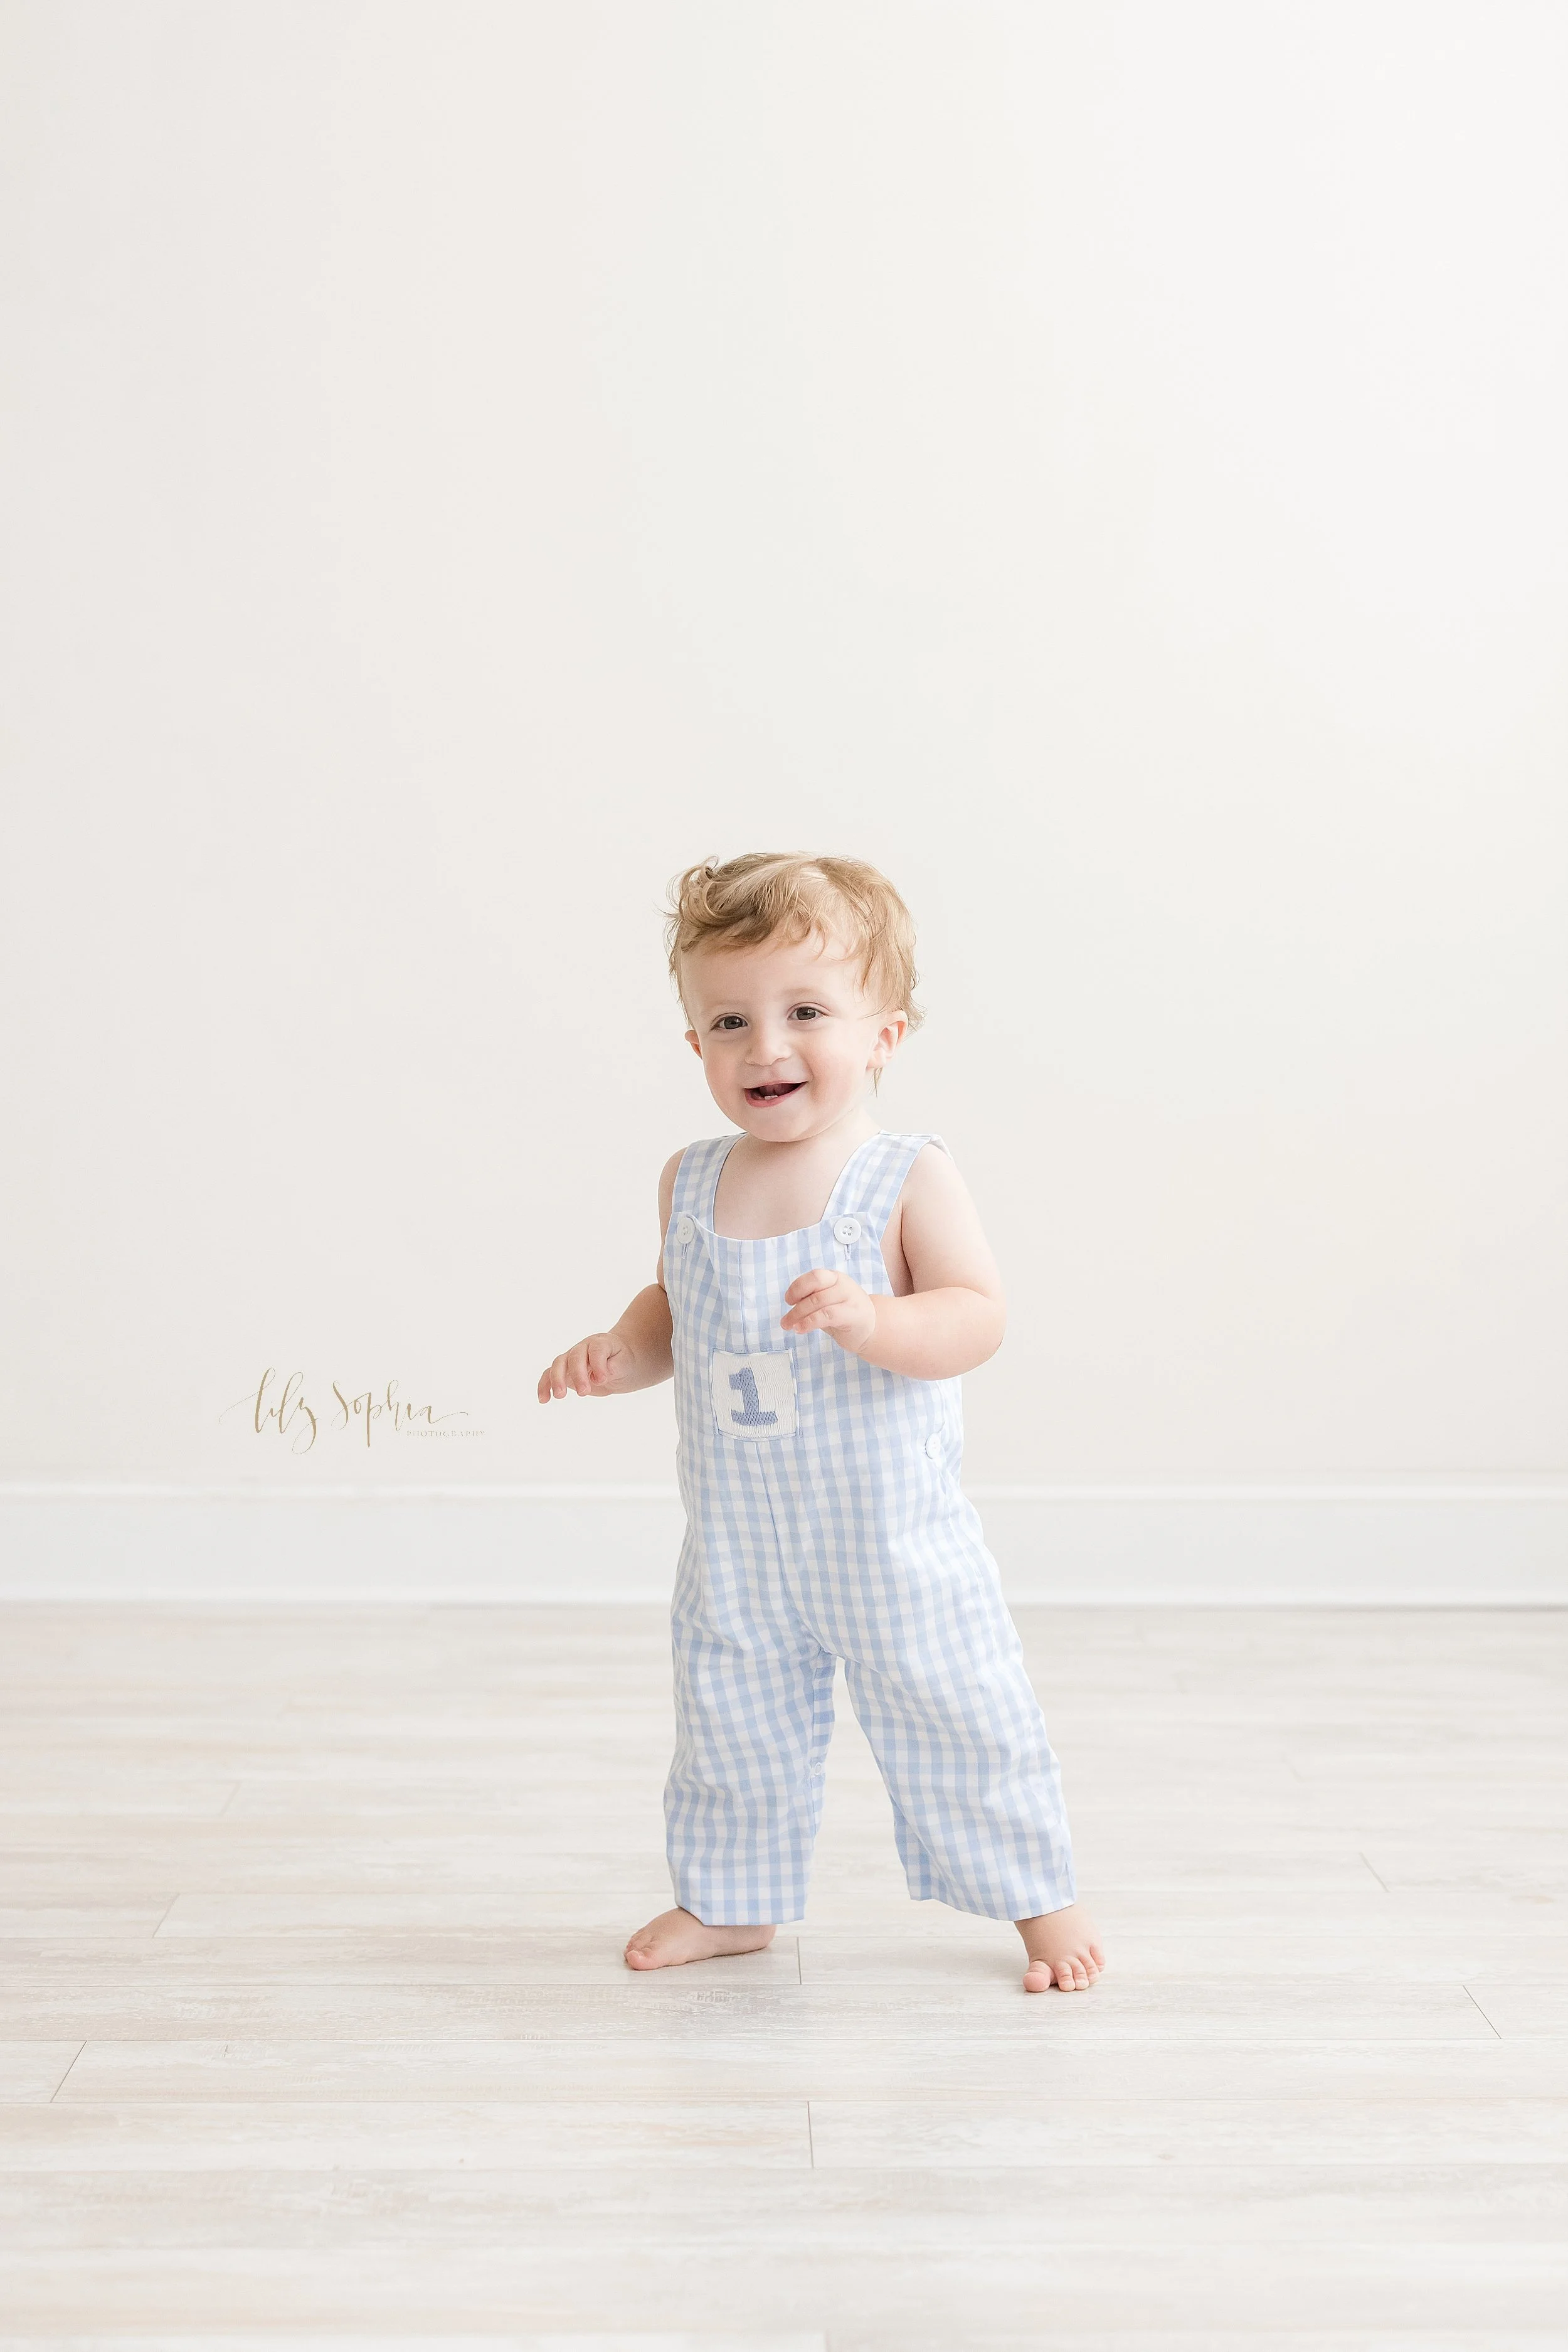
[738,1109,808,1137]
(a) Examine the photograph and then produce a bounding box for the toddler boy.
[539,852,1104,1993]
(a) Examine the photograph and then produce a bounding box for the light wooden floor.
[1,1602,1566,2348]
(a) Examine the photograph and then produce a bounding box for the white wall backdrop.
[3,1,1565,1594]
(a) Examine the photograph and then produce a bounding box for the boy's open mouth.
[744,1082,805,1105]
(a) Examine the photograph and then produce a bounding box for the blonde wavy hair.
[663,851,923,1035]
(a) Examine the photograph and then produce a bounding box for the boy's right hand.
[537,1332,637,1403]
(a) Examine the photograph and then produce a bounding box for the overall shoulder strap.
[670,1134,738,1223]
[829,1130,948,1239]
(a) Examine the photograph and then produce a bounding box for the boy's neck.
[731,1104,877,1163]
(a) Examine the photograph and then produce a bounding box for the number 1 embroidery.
[728,1366,778,1428]
[709,1348,796,1439]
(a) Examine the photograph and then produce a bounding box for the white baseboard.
[1,1484,1564,1603]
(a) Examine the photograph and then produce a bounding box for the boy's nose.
[744,1026,793,1068]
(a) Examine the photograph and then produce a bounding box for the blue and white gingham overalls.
[661,1126,1076,1925]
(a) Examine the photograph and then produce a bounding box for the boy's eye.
[714,1015,746,1031]
[791,1006,824,1021]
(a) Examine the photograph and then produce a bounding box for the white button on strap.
[924,1433,943,1458]
[833,1215,862,1245]
[674,1215,696,1245]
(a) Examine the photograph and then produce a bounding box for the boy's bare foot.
[1016,1903,1106,1993]
[623,1906,777,1971]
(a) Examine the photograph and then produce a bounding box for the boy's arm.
[778,1143,1005,1381]
[536,1151,681,1402]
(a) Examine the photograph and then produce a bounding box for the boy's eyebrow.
[697,985,847,1016]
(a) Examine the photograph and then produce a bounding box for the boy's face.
[682,931,907,1142]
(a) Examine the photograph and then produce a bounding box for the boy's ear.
[869,1011,908,1068]
[685,1028,703,1059]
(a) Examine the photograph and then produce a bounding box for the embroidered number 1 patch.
[709,1349,798,1440]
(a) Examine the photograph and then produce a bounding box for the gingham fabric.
[661,1126,1076,1925]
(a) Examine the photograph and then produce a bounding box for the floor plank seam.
[46,2041,85,2103]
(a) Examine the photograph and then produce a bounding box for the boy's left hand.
[780,1267,877,1354]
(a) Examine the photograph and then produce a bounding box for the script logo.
[218,1368,480,1455]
